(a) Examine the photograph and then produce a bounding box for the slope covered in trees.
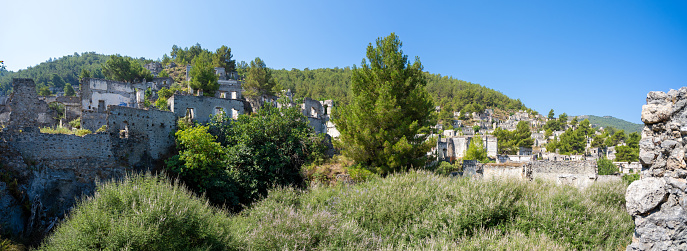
[0,52,111,95]
[574,115,642,134]
[2,50,528,117]
[271,68,529,114]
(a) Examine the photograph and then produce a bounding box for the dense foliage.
[577,115,643,134]
[335,33,435,174]
[39,171,633,250]
[243,57,275,98]
[38,173,234,250]
[493,121,534,154]
[167,105,326,210]
[102,54,154,83]
[188,52,219,96]
[0,52,108,95]
[597,158,618,175]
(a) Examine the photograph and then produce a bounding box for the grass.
[39,171,633,250]
[39,126,92,136]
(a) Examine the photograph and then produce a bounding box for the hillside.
[0,52,150,95]
[574,115,642,134]
[271,68,529,114]
[3,52,528,116]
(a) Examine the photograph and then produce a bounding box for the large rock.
[0,181,25,235]
[626,177,668,216]
[642,104,672,124]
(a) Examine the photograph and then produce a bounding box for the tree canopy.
[102,54,153,83]
[188,52,219,96]
[335,33,435,175]
[243,57,275,98]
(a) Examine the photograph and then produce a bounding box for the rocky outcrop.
[626,87,687,250]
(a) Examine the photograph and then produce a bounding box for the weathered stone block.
[642,104,672,124]
[627,177,668,216]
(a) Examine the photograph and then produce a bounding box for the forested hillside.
[0,52,153,95]
[2,51,528,116]
[575,115,642,134]
[271,68,528,114]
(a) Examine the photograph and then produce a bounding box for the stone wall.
[106,106,177,160]
[530,160,597,188]
[3,127,113,161]
[168,94,245,124]
[483,163,528,180]
[2,78,58,128]
[81,110,108,131]
[625,88,687,250]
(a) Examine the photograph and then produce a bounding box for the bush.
[95,125,107,133]
[40,126,73,134]
[38,173,235,250]
[74,129,92,136]
[622,173,640,185]
[168,105,326,210]
[68,118,81,129]
[597,158,618,175]
[434,161,461,176]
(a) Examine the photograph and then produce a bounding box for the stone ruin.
[625,88,687,250]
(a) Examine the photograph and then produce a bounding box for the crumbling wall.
[106,106,176,160]
[168,94,245,124]
[483,163,528,180]
[530,160,597,188]
[2,78,58,128]
[4,127,113,161]
[81,110,108,131]
[625,88,687,250]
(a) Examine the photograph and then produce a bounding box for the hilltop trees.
[102,54,153,83]
[188,52,219,96]
[243,57,275,98]
[335,33,435,175]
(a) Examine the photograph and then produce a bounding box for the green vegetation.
[243,57,275,98]
[464,138,488,162]
[102,54,154,83]
[188,52,219,96]
[334,33,435,175]
[576,115,642,134]
[493,121,534,154]
[38,173,234,250]
[0,52,108,95]
[167,105,326,210]
[40,171,632,250]
[597,158,618,175]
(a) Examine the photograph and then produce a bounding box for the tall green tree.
[189,52,219,96]
[464,137,488,162]
[243,57,274,98]
[212,45,236,74]
[335,33,435,174]
[548,109,555,119]
[102,54,153,83]
[64,83,76,96]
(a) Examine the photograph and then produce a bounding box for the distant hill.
[574,115,643,134]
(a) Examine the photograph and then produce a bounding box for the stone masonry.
[625,88,687,250]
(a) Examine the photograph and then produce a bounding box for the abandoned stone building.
[436,130,498,162]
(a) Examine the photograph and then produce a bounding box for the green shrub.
[347,164,378,182]
[68,118,81,129]
[168,105,326,211]
[38,172,235,250]
[598,158,618,175]
[95,125,107,133]
[434,161,461,176]
[622,173,640,185]
[74,129,92,136]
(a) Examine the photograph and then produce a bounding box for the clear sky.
[2,0,686,124]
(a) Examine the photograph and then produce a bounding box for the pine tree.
[335,33,435,174]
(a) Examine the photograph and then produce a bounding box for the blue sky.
[2,0,686,124]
